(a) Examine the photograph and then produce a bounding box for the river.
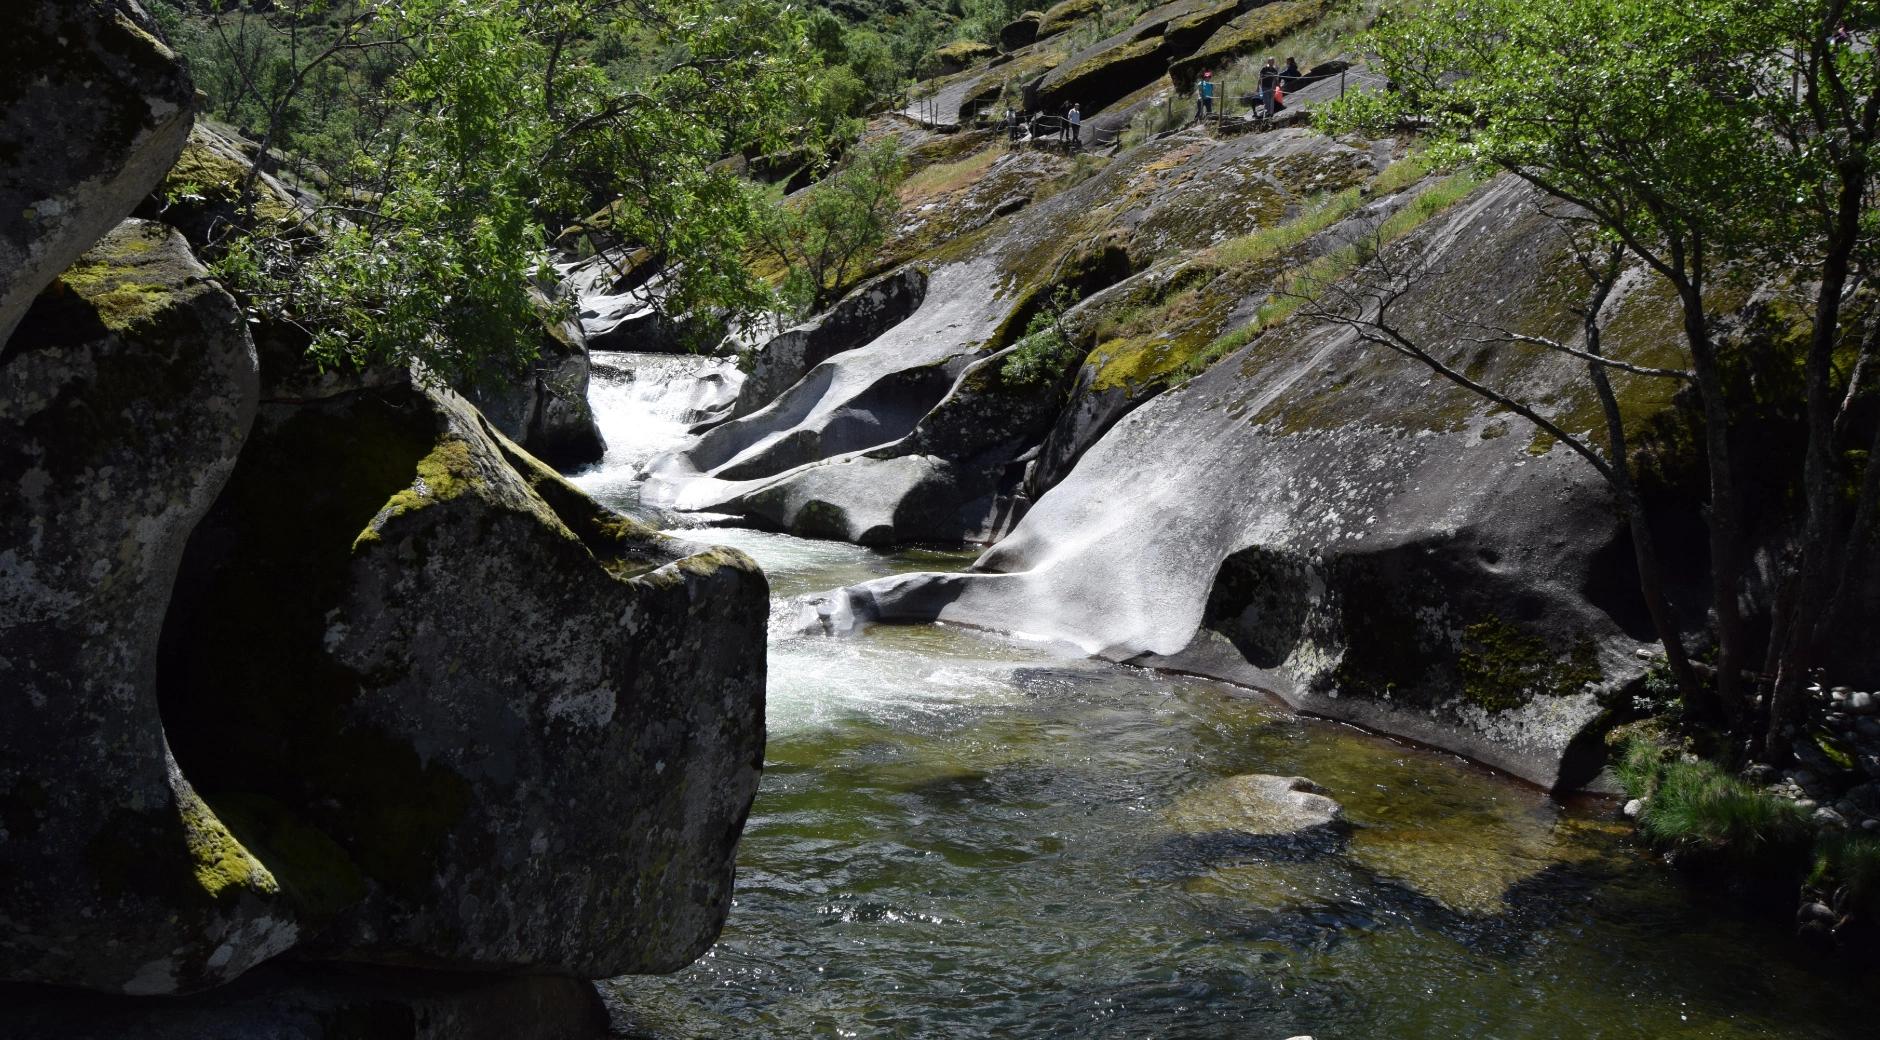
[572,353,1872,1040]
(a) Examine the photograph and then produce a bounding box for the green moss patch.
[1456,618,1602,712]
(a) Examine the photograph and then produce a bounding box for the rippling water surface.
[573,355,1875,1040]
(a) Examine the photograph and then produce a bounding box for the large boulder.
[801,178,1679,790]
[0,1,196,348]
[928,40,1000,79]
[156,373,769,977]
[1000,12,1044,51]
[1038,0,1105,38]
[0,220,285,994]
[1169,0,1328,91]
[464,290,607,470]
[1028,0,1242,116]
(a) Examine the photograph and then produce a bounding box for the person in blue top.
[1198,70,1215,122]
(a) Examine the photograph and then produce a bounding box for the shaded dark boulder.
[1000,12,1043,51]
[464,290,606,470]
[157,374,768,977]
[0,0,197,348]
[1,964,610,1040]
[0,221,285,994]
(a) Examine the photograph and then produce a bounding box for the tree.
[205,0,843,383]
[1321,0,1880,758]
[756,140,908,316]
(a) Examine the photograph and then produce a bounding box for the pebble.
[1851,691,1876,714]
[1792,770,1818,787]
[1813,807,1847,828]
[1835,799,1860,817]
[1796,799,1820,811]
[1623,798,1646,819]
[1865,819,1880,832]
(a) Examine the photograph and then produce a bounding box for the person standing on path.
[1068,102,1082,147]
[1258,57,1280,117]
[1198,70,1215,122]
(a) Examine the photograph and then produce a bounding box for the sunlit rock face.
[643,127,1378,546]
[805,178,1689,790]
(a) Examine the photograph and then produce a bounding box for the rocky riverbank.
[0,4,766,1032]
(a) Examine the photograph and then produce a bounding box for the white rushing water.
[568,352,1066,738]
[570,351,741,506]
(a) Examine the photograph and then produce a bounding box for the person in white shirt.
[1068,102,1082,147]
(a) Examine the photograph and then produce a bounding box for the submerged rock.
[158,375,768,977]
[0,1,196,347]
[1167,775,1345,836]
[0,221,284,993]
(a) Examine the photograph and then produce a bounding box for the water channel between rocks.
[572,353,1873,1040]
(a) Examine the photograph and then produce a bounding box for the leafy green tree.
[757,140,908,315]
[1323,0,1880,756]
[210,0,841,382]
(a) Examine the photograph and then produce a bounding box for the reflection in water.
[574,355,1877,1040]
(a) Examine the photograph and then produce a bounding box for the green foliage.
[185,0,845,383]
[1615,734,1812,870]
[1001,302,1081,387]
[760,139,909,316]
[1812,832,1880,918]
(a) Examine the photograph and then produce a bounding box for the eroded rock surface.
[0,1,196,347]
[804,178,1671,789]
[0,221,282,994]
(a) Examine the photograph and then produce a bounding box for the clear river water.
[572,354,1875,1040]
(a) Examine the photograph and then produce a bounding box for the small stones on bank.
[1741,683,1880,836]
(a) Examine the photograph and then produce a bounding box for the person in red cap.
[1197,69,1215,122]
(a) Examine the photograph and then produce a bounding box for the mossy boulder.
[134,122,312,261]
[1030,32,1168,117]
[157,375,768,977]
[929,39,1000,78]
[0,220,293,993]
[1000,12,1044,51]
[1038,0,1105,38]
[1169,0,1328,90]
[0,1,196,348]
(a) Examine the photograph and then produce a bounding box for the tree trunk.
[1677,281,1750,737]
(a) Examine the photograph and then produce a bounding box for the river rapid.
[573,353,1874,1040]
